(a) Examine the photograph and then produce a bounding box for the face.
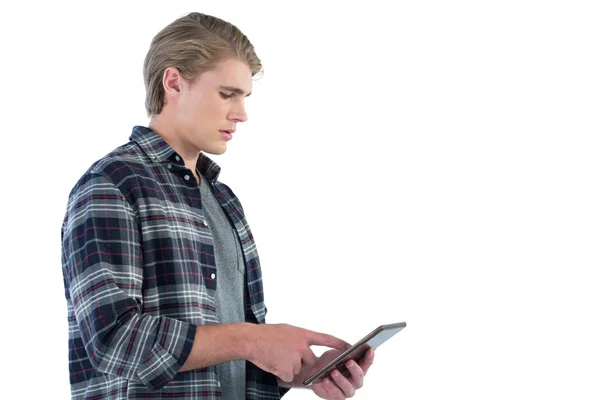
[169,58,253,155]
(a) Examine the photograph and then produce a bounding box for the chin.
[203,144,228,156]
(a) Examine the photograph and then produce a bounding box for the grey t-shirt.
[199,173,247,399]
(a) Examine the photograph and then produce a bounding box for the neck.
[149,115,200,178]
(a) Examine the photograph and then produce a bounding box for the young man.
[61,12,375,400]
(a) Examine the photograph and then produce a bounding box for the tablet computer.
[303,322,406,386]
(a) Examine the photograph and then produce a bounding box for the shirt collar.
[129,125,222,183]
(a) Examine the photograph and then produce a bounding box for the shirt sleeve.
[61,172,197,391]
[279,386,291,397]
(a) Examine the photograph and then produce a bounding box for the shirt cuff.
[136,318,197,391]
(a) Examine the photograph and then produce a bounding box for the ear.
[162,66,182,97]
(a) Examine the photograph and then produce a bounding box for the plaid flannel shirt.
[61,125,289,399]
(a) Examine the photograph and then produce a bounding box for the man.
[61,12,375,399]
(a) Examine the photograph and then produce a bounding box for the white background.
[1,1,599,399]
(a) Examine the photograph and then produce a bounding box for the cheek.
[198,97,226,119]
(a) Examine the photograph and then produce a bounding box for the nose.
[229,102,248,123]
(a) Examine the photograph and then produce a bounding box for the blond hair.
[143,12,263,116]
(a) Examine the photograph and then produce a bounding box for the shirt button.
[167,164,172,169]
[211,273,216,279]
[184,174,190,181]
[175,155,180,161]
[203,220,208,227]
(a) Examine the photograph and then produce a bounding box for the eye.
[219,92,234,99]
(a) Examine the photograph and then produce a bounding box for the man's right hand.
[245,323,351,383]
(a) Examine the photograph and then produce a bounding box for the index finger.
[306,330,351,350]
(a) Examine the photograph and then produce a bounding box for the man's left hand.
[305,348,375,399]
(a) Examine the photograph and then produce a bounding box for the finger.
[345,359,365,389]
[306,330,351,350]
[279,369,294,383]
[358,348,375,375]
[301,347,318,368]
[323,377,345,400]
[330,369,356,398]
[293,361,302,376]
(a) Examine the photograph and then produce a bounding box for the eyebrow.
[219,85,252,97]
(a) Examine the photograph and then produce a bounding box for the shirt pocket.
[233,228,246,276]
